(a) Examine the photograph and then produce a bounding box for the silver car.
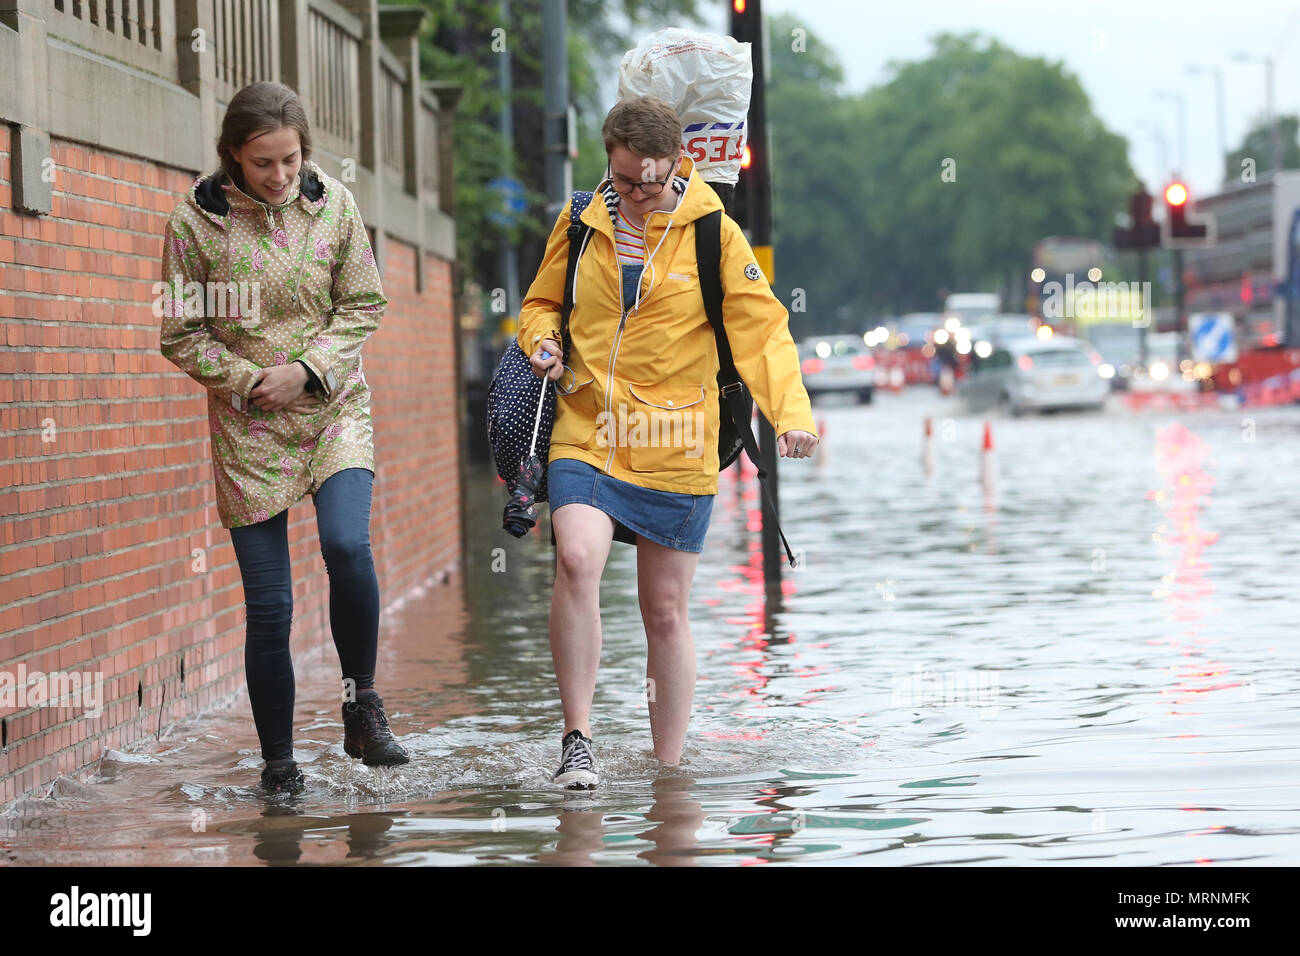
[960,335,1108,415]
[798,334,876,404]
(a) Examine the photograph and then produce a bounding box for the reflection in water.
[3,393,1299,865]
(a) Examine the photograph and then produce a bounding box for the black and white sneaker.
[552,729,598,790]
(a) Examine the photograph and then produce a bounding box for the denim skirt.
[547,456,715,553]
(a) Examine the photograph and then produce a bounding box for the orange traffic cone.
[980,420,996,489]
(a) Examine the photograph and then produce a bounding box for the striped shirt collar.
[599,174,689,219]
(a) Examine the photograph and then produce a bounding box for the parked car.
[1128,332,1199,393]
[1082,325,1143,391]
[799,335,875,403]
[960,335,1108,415]
[891,313,944,349]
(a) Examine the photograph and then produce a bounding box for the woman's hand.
[530,338,564,381]
[778,429,818,459]
[250,363,309,412]
[284,394,322,414]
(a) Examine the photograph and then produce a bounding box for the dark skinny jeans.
[228,467,379,761]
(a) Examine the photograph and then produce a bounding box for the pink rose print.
[273,351,288,366]
[272,228,289,248]
[252,248,266,271]
[346,369,362,384]
[300,437,318,453]
[312,335,331,350]
[171,238,187,256]
[250,509,269,524]
[209,415,222,432]
[325,423,345,441]
[312,195,327,209]
[203,345,222,362]
[280,456,295,477]
[362,247,375,265]
[233,482,245,501]
[314,238,331,261]
[248,420,268,438]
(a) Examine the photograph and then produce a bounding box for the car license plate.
[832,367,849,377]
[1053,373,1079,386]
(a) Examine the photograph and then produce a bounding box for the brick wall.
[0,126,460,804]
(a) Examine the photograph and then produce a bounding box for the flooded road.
[4,389,1299,865]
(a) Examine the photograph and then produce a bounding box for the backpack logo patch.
[744,263,762,281]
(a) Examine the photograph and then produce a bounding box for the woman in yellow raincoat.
[159,82,407,795]
[520,96,819,788]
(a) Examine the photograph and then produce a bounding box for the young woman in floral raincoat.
[159,82,407,794]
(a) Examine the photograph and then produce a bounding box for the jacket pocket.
[551,374,598,448]
[625,382,710,473]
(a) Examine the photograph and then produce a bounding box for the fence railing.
[39,0,450,212]
[379,53,405,179]
[307,0,362,160]
[420,93,439,198]
[49,0,178,80]
[212,0,281,107]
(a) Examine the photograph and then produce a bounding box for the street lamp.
[1142,119,1170,182]
[1155,90,1187,176]
[1185,64,1226,185]
[1231,52,1280,175]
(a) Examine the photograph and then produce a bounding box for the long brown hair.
[216,82,313,183]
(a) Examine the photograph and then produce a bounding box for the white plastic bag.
[617,28,753,184]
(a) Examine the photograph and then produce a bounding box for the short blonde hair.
[602,96,681,159]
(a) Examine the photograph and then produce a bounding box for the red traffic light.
[733,0,747,12]
[1162,180,1210,245]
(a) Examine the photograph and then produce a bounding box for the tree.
[1225,115,1300,183]
[413,0,701,307]
[767,27,1134,324]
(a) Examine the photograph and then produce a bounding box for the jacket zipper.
[290,216,316,305]
[603,205,669,472]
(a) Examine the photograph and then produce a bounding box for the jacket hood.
[580,153,722,234]
[190,159,329,229]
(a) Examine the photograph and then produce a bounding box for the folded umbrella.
[502,353,554,537]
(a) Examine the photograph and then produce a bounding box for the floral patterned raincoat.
[159,159,386,528]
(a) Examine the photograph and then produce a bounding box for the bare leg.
[549,503,615,738]
[636,535,702,764]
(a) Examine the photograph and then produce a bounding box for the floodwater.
[3,388,1299,866]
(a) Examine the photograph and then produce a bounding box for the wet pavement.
[3,388,1299,865]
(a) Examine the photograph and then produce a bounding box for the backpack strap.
[560,191,595,364]
[695,210,798,568]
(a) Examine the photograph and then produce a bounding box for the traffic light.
[1162,180,1214,247]
[1113,187,1161,249]
[729,0,767,240]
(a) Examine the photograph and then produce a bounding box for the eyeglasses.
[609,174,671,197]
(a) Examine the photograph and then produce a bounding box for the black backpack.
[557,190,796,564]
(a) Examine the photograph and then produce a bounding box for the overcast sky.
[693,0,1300,199]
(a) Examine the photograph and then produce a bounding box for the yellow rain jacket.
[516,154,817,495]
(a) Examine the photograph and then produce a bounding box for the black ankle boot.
[260,757,305,795]
[342,690,410,766]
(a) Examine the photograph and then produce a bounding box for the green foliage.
[768,24,1134,327]
[411,0,700,301]
[1225,115,1300,182]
